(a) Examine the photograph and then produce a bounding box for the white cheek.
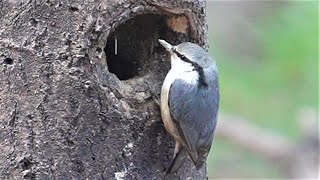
[171,54,194,72]
[169,54,199,85]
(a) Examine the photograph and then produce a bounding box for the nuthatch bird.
[158,39,219,174]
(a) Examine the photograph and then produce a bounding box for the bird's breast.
[160,70,180,140]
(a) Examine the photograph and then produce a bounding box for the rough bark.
[0,0,208,179]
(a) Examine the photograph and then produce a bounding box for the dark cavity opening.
[4,58,13,65]
[105,14,167,80]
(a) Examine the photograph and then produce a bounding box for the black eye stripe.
[172,48,208,88]
[172,48,194,65]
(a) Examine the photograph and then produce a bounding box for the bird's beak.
[158,39,173,52]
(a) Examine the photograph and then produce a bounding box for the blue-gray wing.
[169,67,219,165]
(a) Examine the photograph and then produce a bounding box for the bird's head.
[158,39,214,69]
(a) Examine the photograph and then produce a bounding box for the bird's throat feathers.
[170,51,208,87]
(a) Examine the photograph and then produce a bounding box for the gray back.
[168,64,219,155]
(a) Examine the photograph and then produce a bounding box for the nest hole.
[3,57,13,65]
[104,14,168,80]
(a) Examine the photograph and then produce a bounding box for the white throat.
[169,54,199,85]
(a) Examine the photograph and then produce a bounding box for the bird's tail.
[194,148,210,170]
[165,147,188,174]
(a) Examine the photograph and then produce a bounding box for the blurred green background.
[206,1,318,179]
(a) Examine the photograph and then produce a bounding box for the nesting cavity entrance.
[105,14,167,80]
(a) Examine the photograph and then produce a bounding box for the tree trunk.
[0,0,208,179]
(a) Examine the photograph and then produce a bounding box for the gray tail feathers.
[195,159,205,170]
[195,148,209,170]
[165,147,188,174]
